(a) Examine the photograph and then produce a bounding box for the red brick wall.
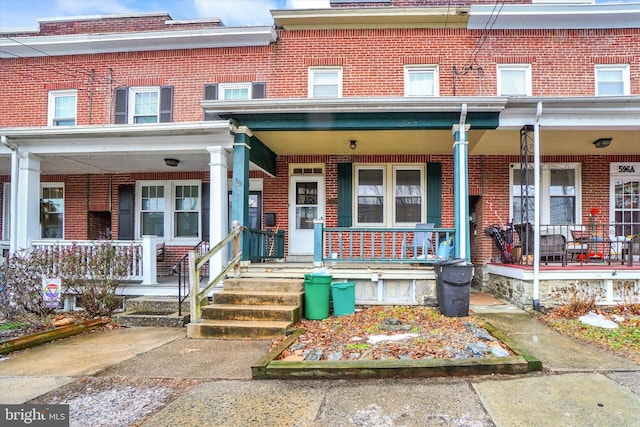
[2,27,638,127]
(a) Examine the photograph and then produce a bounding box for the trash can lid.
[435,258,469,266]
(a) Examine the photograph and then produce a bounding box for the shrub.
[0,241,135,319]
[0,249,55,318]
[554,281,605,317]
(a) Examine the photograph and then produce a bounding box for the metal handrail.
[173,240,209,317]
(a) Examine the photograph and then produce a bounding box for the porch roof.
[202,96,640,156]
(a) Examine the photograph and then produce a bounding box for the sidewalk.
[1,295,639,426]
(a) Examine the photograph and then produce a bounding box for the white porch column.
[141,235,158,285]
[208,146,229,277]
[15,152,41,251]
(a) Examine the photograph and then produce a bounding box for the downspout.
[454,103,469,261]
[1,135,18,254]
[533,102,542,311]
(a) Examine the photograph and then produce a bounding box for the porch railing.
[507,222,639,266]
[314,221,456,265]
[190,222,244,324]
[32,239,145,280]
[172,240,210,317]
[248,228,285,261]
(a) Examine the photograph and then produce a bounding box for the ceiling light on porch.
[592,138,612,149]
[350,140,357,150]
[164,158,180,167]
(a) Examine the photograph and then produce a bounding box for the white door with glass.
[289,176,324,255]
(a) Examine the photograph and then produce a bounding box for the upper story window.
[203,82,266,120]
[131,87,158,123]
[114,86,173,124]
[308,67,342,98]
[404,66,438,96]
[497,64,532,96]
[219,83,251,100]
[48,90,76,126]
[595,65,630,96]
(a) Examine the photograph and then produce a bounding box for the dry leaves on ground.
[271,306,513,361]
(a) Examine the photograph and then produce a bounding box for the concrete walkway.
[1,296,639,426]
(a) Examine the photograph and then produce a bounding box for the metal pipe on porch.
[533,101,542,311]
[453,104,470,261]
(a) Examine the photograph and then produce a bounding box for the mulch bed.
[270,306,513,362]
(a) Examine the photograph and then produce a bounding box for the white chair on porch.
[406,223,435,259]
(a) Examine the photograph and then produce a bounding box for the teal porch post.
[313,219,324,267]
[452,120,471,262]
[232,131,251,261]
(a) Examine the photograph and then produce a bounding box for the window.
[115,86,173,124]
[497,64,531,96]
[308,67,342,98]
[137,181,201,241]
[404,66,438,96]
[219,83,251,100]
[595,65,630,96]
[611,163,640,238]
[41,184,64,238]
[355,165,425,226]
[511,164,581,225]
[130,87,159,124]
[48,90,76,126]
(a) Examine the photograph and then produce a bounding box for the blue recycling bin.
[331,281,355,316]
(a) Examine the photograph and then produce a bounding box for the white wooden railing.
[31,235,160,284]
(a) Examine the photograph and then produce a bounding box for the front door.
[289,175,324,255]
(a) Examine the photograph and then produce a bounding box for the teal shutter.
[337,163,352,227]
[426,162,442,227]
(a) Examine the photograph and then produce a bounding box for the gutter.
[533,101,542,312]
[1,135,18,254]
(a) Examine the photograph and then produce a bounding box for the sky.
[0,0,330,29]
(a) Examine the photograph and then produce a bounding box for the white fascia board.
[0,27,276,58]
[0,121,230,140]
[202,96,508,115]
[468,4,640,29]
[499,96,640,129]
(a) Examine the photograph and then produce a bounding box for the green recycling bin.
[331,281,355,316]
[304,273,332,320]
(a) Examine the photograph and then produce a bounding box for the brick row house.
[1,0,639,310]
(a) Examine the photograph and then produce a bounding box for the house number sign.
[611,163,640,177]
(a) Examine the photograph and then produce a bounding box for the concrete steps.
[187,278,304,339]
[113,296,189,328]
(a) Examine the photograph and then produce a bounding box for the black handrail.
[174,240,209,317]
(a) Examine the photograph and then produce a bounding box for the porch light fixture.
[350,140,357,150]
[164,158,180,167]
[592,138,612,149]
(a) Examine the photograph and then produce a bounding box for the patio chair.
[405,223,434,259]
[514,223,567,266]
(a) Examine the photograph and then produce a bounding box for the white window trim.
[308,67,343,98]
[2,183,10,241]
[404,65,439,97]
[128,86,160,124]
[354,164,426,227]
[40,183,65,239]
[47,90,77,126]
[595,64,630,96]
[509,163,582,224]
[135,180,202,244]
[497,64,532,96]
[218,82,252,100]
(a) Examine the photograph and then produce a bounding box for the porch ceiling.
[250,128,640,156]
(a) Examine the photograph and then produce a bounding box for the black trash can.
[434,259,474,317]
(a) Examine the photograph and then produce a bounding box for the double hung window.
[404,66,438,96]
[511,164,580,225]
[137,181,201,241]
[355,165,425,226]
[41,184,64,238]
[48,90,77,126]
[595,65,630,96]
[308,67,342,98]
[130,87,160,123]
[497,64,531,96]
